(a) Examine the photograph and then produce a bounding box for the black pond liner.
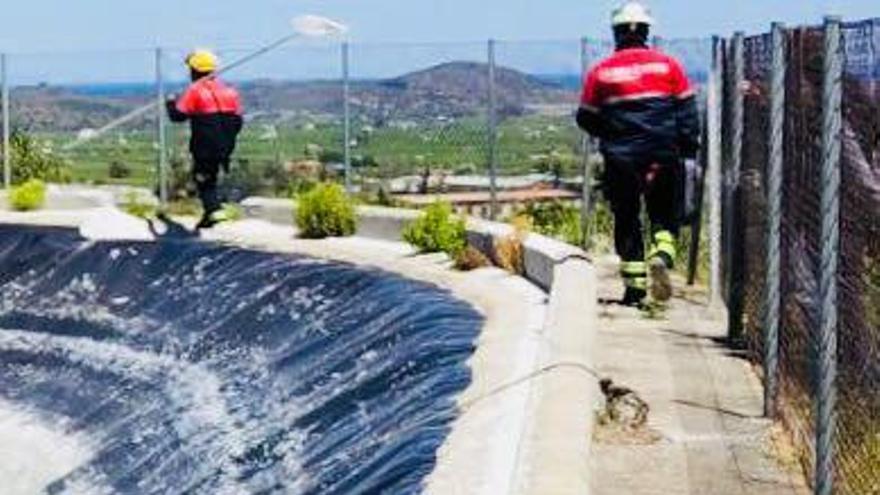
[0,225,483,495]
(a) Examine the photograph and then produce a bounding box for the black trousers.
[604,157,683,264]
[193,158,227,215]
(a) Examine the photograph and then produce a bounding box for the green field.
[38,114,585,192]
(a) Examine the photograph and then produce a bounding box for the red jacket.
[577,47,700,162]
[167,78,244,163]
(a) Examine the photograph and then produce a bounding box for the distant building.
[388,173,562,195]
[395,188,579,219]
[77,128,99,141]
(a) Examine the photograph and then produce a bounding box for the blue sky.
[0,1,876,83]
[1,0,876,51]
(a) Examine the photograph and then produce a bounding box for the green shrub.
[165,198,201,217]
[10,132,69,185]
[225,158,265,201]
[295,182,357,239]
[318,149,345,165]
[584,201,615,253]
[534,149,577,184]
[108,160,132,179]
[403,202,467,257]
[220,203,244,221]
[520,200,583,247]
[120,191,156,219]
[8,179,47,211]
[168,155,194,201]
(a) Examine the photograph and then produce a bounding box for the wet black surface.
[0,225,482,494]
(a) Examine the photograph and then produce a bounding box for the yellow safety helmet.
[185,49,219,73]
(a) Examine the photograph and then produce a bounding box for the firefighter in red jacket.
[166,50,244,230]
[577,2,700,306]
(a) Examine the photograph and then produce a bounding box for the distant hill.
[356,62,574,125]
[11,85,153,132]
[10,62,578,132]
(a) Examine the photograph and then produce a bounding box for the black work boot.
[195,208,232,231]
[195,214,217,231]
[621,287,647,308]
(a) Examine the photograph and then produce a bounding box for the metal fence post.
[155,48,168,205]
[2,53,9,189]
[707,36,723,305]
[342,41,352,193]
[487,39,499,220]
[727,31,745,342]
[763,22,786,419]
[816,16,842,495]
[579,37,593,249]
[871,20,879,168]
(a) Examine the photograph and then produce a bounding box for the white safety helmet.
[612,2,654,27]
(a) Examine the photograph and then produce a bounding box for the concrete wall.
[241,197,587,292]
[242,196,599,495]
[511,258,597,495]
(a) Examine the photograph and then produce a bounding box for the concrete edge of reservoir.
[243,197,600,495]
[0,189,599,495]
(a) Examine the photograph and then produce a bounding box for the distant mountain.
[10,62,578,132]
[348,62,575,125]
[10,85,154,132]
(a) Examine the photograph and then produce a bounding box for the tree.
[9,131,70,185]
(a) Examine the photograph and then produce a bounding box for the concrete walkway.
[590,256,809,495]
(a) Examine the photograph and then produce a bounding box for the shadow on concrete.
[146,214,200,241]
[673,399,763,420]
[657,327,753,361]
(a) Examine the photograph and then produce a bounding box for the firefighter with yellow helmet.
[166,49,244,229]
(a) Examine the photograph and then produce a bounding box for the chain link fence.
[837,18,880,495]
[0,38,712,219]
[729,17,880,495]
[5,49,157,188]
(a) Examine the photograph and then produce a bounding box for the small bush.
[168,155,195,201]
[220,203,244,221]
[295,182,357,239]
[8,179,47,211]
[495,216,531,275]
[403,202,467,257]
[225,158,265,201]
[120,191,157,219]
[165,198,201,217]
[10,132,69,185]
[454,245,491,271]
[288,178,318,199]
[586,201,615,253]
[520,200,583,247]
[108,160,132,179]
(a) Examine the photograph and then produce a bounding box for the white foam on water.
[79,207,155,241]
[0,327,313,493]
[0,329,254,492]
[0,399,97,495]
